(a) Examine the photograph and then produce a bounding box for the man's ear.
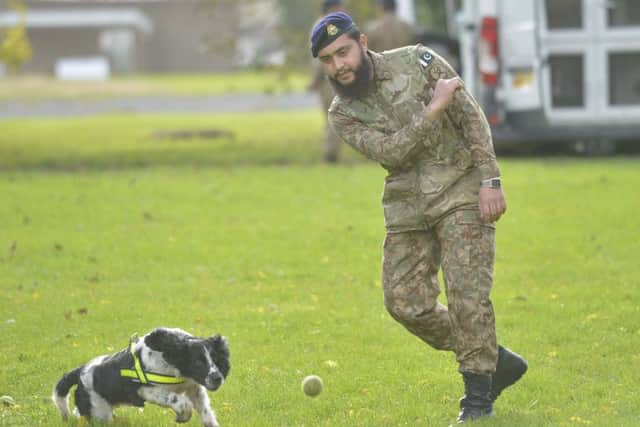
[360,33,368,51]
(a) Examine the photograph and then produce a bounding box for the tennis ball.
[302,375,323,397]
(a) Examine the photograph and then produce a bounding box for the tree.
[0,1,32,72]
[196,0,385,68]
[414,0,448,33]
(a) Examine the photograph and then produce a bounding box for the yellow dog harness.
[120,335,185,385]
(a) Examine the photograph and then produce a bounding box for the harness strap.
[119,334,185,385]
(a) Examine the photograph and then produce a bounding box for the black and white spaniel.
[52,328,230,427]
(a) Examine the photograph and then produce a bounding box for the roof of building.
[0,8,153,34]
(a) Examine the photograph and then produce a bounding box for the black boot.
[457,372,494,423]
[490,346,528,402]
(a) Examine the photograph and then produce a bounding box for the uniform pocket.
[454,209,495,230]
[383,172,416,202]
[418,174,445,195]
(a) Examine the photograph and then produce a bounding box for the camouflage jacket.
[328,45,500,232]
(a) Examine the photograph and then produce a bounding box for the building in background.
[0,0,283,75]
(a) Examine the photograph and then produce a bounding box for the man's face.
[317,33,372,98]
[317,33,367,85]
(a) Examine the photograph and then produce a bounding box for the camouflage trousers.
[382,209,498,374]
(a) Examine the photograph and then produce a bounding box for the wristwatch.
[480,177,501,189]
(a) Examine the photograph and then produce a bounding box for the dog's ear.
[207,334,226,345]
[207,334,231,378]
[206,335,229,355]
[144,328,187,353]
[145,329,196,371]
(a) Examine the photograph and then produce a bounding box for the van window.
[607,0,640,27]
[550,55,584,108]
[609,52,640,106]
[545,0,582,30]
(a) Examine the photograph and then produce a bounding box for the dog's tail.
[52,367,81,420]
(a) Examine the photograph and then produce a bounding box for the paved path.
[0,93,320,118]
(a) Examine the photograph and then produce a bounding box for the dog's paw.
[175,409,193,424]
[174,400,193,423]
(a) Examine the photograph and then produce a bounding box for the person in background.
[365,0,416,52]
[310,12,528,423]
[308,0,346,163]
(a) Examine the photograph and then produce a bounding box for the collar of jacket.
[368,50,393,82]
[120,336,185,385]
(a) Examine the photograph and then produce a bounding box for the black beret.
[310,11,356,58]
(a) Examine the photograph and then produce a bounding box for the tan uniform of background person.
[308,0,345,163]
[365,0,416,52]
[311,11,528,423]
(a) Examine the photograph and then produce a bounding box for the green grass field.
[0,70,309,101]
[1,111,639,426]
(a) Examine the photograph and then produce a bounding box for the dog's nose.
[205,373,223,391]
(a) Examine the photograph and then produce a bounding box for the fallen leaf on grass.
[0,395,16,406]
[8,241,16,257]
[569,415,592,424]
[86,274,100,283]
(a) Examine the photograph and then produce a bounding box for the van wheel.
[573,139,616,156]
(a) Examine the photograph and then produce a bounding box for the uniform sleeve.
[417,45,500,179]
[329,105,441,170]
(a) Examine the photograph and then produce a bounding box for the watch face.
[481,178,501,188]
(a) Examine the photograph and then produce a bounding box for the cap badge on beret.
[327,24,338,36]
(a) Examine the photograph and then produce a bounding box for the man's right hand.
[425,77,464,120]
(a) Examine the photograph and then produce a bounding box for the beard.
[328,47,372,99]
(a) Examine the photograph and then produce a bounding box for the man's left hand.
[479,187,507,223]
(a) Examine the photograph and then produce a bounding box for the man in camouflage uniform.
[308,0,345,163]
[365,0,416,52]
[310,12,528,423]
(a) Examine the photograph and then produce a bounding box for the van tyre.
[574,138,616,156]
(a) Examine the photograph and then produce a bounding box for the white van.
[411,0,640,154]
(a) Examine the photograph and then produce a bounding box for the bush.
[0,2,32,72]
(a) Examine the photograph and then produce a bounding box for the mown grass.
[0,69,309,101]
[0,111,363,171]
[1,112,639,426]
